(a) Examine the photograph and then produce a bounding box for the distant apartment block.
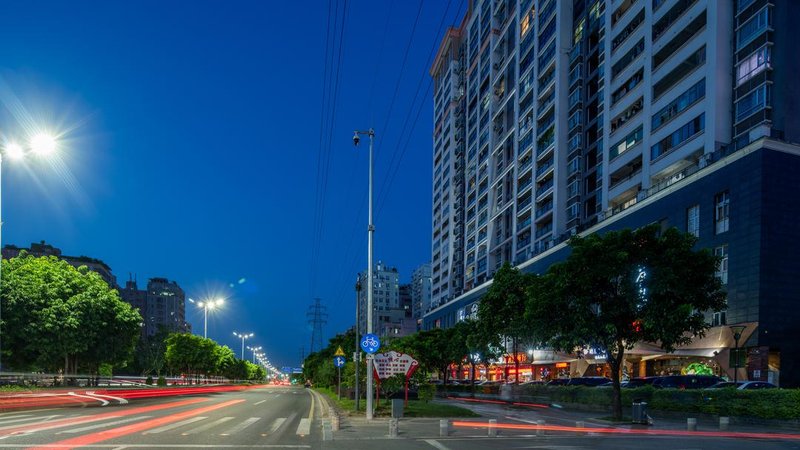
[120,276,191,337]
[2,241,118,288]
[411,263,433,328]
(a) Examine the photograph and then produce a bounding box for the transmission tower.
[307,298,328,354]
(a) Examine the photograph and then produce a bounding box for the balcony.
[535,200,553,219]
[536,159,554,180]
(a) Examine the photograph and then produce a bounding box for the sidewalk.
[327,397,800,442]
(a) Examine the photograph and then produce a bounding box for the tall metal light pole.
[248,346,262,363]
[233,331,254,359]
[190,298,224,338]
[353,128,375,419]
[354,274,362,412]
[729,325,746,384]
[0,134,58,374]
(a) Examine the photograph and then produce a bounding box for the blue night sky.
[0,1,465,368]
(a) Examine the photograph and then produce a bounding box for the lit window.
[714,245,729,284]
[715,191,730,234]
[737,46,771,86]
[686,204,700,237]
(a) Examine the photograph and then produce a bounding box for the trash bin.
[631,399,648,424]
[391,399,404,419]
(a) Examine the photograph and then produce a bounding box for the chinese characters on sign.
[373,351,419,379]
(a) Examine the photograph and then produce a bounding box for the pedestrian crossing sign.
[334,346,345,357]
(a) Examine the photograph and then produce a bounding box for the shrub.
[145,376,154,385]
[419,384,435,403]
[157,376,167,387]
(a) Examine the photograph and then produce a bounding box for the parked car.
[652,375,723,389]
[622,377,659,388]
[567,377,612,387]
[737,381,777,390]
[706,381,744,389]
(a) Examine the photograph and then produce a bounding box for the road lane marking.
[268,418,286,433]
[68,392,109,406]
[143,417,207,434]
[295,418,311,436]
[0,398,211,437]
[424,440,452,450]
[87,391,129,405]
[29,399,245,449]
[0,415,56,426]
[220,417,260,435]
[59,416,152,434]
[182,417,233,435]
[0,415,33,422]
[307,391,315,419]
[254,400,266,405]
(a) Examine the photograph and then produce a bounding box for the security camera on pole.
[353,128,376,419]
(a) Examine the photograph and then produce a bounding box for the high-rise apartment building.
[427,0,800,387]
[410,263,433,328]
[357,261,401,338]
[120,277,191,337]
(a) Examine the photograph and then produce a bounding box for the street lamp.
[353,128,375,420]
[189,297,224,338]
[0,133,59,373]
[247,346,262,363]
[729,325,747,384]
[354,274,362,412]
[233,331,254,359]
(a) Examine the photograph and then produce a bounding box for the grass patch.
[379,401,479,418]
[315,387,478,418]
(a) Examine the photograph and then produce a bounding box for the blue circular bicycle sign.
[333,356,345,368]
[360,333,380,354]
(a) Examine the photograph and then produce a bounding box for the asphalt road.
[0,385,323,449]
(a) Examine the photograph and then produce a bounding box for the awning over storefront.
[530,349,576,365]
[631,323,758,360]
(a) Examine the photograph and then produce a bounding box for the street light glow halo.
[5,142,26,160]
[30,132,57,157]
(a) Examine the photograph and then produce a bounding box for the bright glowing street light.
[0,131,61,373]
[30,132,57,157]
[233,331,254,359]
[247,345,262,363]
[189,297,224,338]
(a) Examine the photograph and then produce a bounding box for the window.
[653,46,706,100]
[737,7,770,50]
[736,85,769,122]
[650,113,705,160]
[610,125,643,159]
[712,311,727,327]
[714,245,729,284]
[686,204,700,237]
[736,46,770,86]
[715,191,730,234]
[652,79,706,131]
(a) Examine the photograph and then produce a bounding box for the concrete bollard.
[537,420,546,437]
[439,419,450,437]
[331,413,340,431]
[687,418,697,431]
[389,418,399,438]
[719,417,730,431]
[322,421,333,441]
[488,419,497,437]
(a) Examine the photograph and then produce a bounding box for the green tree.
[1,254,141,378]
[131,326,171,376]
[164,333,207,380]
[526,225,726,420]
[477,263,533,383]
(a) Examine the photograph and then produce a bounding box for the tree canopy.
[527,225,726,418]
[1,253,142,376]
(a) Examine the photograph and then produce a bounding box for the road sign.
[334,346,345,357]
[373,351,419,379]
[360,333,381,354]
[333,356,345,368]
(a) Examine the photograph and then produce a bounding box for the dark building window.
[715,191,730,234]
